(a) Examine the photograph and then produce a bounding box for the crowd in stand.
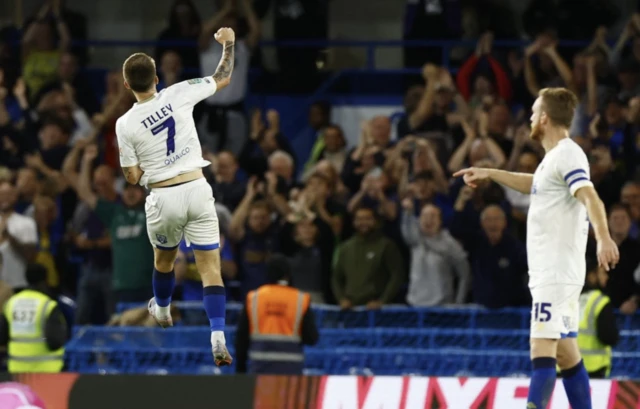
[0,0,640,326]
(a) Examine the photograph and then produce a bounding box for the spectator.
[175,233,237,313]
[312,159,350,205]
[21,2,71,101]
[523,34,574,99]
[391,137,449,199]
[398,65,468,141]
[32,118,71,170]
[295,172,346,238]
[401,200,470,306]
[341,119,390,193]
[36,90,94,149]
[62,142,117,303]
[579,258,619,378]
[73,145,153,318]
[0,255,13,310]
[280,215,334,303]
[228,178,280,297]
[609,14,640,68]
[347,168,399,231]
[505,127,541,235]
[484,102,515,155]
[456,32,512,106]
[302,101,333,175]
[198,0,260,153]
[0,263,69,373]
[205,150,247,212]
[302,124,347,181]
[239,109,296,177]
[14,168,39,215]
[108,304,181,327]
[0,181,37,291]
[447,120,506,173]
[155,0,202,75]
[590,145,625,210]
[235,254,318,374]
[451,161,512,241]
[605,204,640,311]
[92,74,134,170]
[332,207,404,309]
[620,181,640,239]
[32,195,62,289]
[50,0,89,65]
[468,205,529,308]
[158,51,184,90]
[614,59,640,102]
[268,150,297,196]
[405,170,452,225]
[35,51,99,115]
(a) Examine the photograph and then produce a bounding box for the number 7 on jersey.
[151,117,176,156]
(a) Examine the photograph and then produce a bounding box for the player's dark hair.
[123,53,157,93]
[538,87,579,129]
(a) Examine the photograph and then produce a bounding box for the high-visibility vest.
[4,290,64,373]
[578,290,612,376]
[246,284,311,374]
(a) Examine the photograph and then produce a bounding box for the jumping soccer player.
[455,87,619,409]
[115,27,235,366]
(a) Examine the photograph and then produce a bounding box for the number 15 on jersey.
[533,302,552,322]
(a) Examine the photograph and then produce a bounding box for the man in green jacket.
[332,206,404,309]
[73,145,154,309]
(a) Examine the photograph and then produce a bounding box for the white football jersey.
[527,138,593,287]
[116,78,217,187]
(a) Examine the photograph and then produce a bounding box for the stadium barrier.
[4,373,640,409]
[67,304,640,377]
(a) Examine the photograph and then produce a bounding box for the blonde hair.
[538,87,579,129]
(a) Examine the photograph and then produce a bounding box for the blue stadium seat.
[67,306,640,377]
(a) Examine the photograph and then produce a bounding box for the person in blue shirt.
[175,234,238,324]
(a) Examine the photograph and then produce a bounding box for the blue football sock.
[528,357,557,409]
[203,285,226,332]
[152,268,175,307]
[561,360,592,409]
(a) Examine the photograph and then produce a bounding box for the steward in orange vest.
[235,255,319,374]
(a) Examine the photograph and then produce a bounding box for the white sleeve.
[9,217,38,244]
[555,145,594,196]
[167,78,218,107]
[115,118,139,167]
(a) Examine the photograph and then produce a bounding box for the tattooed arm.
[212,28,235,90]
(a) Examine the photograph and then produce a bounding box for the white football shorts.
[145,178,220,251]
[529,283,582,339]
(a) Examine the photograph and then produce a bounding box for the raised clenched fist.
[215,27,235,44]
